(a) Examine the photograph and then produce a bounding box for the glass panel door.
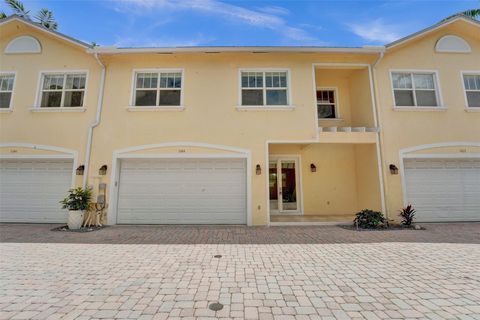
[269,157,301,214]
[280,160,297,211]
[269,161,278,211]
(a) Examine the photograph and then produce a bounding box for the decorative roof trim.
[386,14,480,50]
[89,45,385,55]
[0,15,91,49]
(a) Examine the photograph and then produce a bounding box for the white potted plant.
[60,187,92,230]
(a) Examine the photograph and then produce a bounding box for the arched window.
[4,35,42,54]
[435,35,471,53]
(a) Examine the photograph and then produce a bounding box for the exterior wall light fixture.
[76,165,85,176]
[389,164,399,175]
[310,163,317,172]
[99,165,108,176]
[256,164,261,175]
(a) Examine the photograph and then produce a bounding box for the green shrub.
[60,187,92,211]
[399,204,416,226]
[354,209,386,229]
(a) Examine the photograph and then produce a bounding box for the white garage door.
[404,158,480,222]
[0,159,73,223]
[117,158,247,224]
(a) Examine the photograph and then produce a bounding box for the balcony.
[314,65,379,143]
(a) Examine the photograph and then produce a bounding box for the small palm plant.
[60,187,92,211]
[399,204,416,226]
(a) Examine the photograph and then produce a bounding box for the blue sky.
[2,0,478,47]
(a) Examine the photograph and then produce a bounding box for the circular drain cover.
[209,302,224,311]
[214,255,222,258]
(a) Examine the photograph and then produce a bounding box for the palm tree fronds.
[0,12,7,19]
[35,8,58,30]
[5,0,30,19]
[461,9,480,19]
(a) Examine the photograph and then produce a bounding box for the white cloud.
[257,5,290,16]
[348,19,402,43]
[114,0,319,43]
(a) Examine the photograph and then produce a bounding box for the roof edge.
[88,45,385,55]
[386,14,480,49]
[0,14,92,49]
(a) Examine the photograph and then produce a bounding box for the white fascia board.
[88,46,385,55]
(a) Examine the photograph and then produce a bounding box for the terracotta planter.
[67,210,85,229]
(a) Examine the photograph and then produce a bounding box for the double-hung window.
[39,72,86,108]
[241,71,289,106]
[0,73,15,109]
[316,89,337,119]
[391,71,441,107]
[463,73,480,108]
[133,71,182,107]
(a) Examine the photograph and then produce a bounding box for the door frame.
[269,154,303,215]
[107,142,252,226]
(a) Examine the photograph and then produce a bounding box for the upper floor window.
[0,73,15,109]
[391,71,441,107]
[316,89,337,119]
[133,71,182,107]
[463,73,480,108]
[241,70,289,106]
[39,72,86,108]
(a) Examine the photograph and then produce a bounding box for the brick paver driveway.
[0,224,479,319]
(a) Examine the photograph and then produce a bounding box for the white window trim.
[460,70,480,111]
[389,69,444,109]
[30,107,86,113]
[0,71,17,112]
[34,70,89,109]
[126,106,185,112]
[130,68,185,109]
[237,68,292,109]
[316,86,340,120]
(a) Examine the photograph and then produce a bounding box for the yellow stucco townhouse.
[0,14,479,226]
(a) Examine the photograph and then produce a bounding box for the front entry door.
[269,157,301,214]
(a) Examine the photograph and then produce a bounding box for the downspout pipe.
[370,51,387,218]
[83,53,106,187]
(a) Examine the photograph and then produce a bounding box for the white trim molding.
[236,105,295,111]
[0,142,78,187]
[460,70,480,110]
[30,107,87,113]
[129,68,185,109]
[268,154,304,216]
[392,106,447,112]
[238,68,292,108]
[316,86,340,120]
[33,70,89,109]
[126,106,185,112]
[389,69,445,109]
[107,142,252,226]
[0,71,17,111]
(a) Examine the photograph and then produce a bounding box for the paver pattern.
[0,224,479,320]
[1,223,479,244]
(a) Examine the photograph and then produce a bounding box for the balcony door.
[269,156,302,214]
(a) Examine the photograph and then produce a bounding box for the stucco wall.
[375,20,480,217]
[0,22,102,184]
[269,143,381,217]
